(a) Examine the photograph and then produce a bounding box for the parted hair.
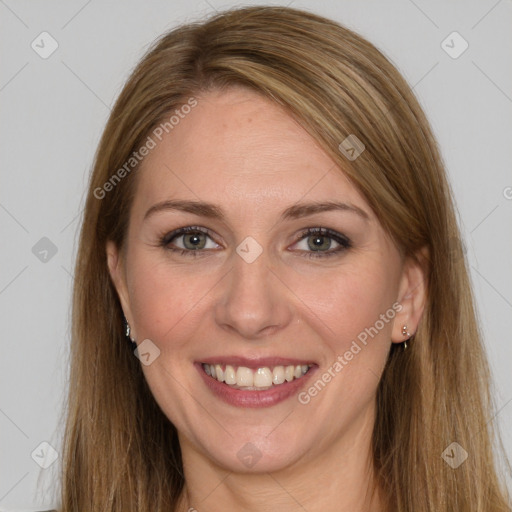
[60,6,511,511]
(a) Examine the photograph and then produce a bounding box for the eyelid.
[158,225,352,259]
[289,227,352,258]
[158,226,223,257]
[160,225,219,245]
[292,227,351,245]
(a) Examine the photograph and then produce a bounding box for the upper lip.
[198,356,315,369]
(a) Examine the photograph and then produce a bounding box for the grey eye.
[306,234,334,251]
[181,232,208,250]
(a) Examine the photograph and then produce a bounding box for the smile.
[202,363,311,390]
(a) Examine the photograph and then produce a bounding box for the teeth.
[215,364,224,382]
[236,366,254,387]
[202,363,311,389]
[285,365,295,382]
[272,366,285,385]
[224,365,236,385]
[254,367,273,388]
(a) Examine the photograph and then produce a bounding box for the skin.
[107,87,427,512]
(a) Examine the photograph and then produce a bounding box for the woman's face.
[108,87,425,474]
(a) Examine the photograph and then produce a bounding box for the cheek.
[126,252,217,348]
[292,265,399,418]
[294,262,399,349]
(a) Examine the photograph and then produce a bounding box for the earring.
[401,324,411,350]
[124,317,137,348]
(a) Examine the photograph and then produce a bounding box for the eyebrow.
[143,199,370,222]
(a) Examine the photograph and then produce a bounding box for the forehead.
[132,87,368,220]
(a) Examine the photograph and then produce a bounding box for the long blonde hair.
[60,6,511,511]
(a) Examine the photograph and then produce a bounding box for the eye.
[158,226,351,259]
[291,227,352,258]
[160,226,221,255]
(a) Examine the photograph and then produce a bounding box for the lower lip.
[196,363,317,408]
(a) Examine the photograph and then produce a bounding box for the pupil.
[308,235,331,251]
[184,233,205,250]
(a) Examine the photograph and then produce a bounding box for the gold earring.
[402,324,411,350]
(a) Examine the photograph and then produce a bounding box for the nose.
[213,248,293,340]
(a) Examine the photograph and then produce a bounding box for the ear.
[106,240,135,337]
[391,247,428,344]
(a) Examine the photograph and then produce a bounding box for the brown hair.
[60,5,511,511]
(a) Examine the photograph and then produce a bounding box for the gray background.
[1,0,511,509]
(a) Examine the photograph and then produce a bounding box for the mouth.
[201,362,312,390]
[196,358,317,408]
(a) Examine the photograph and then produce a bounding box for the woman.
[60,5,511,511]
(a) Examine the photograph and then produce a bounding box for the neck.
[175,403,384,512]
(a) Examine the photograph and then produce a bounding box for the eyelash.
[294,227,352,259]
[158,226,352,259]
